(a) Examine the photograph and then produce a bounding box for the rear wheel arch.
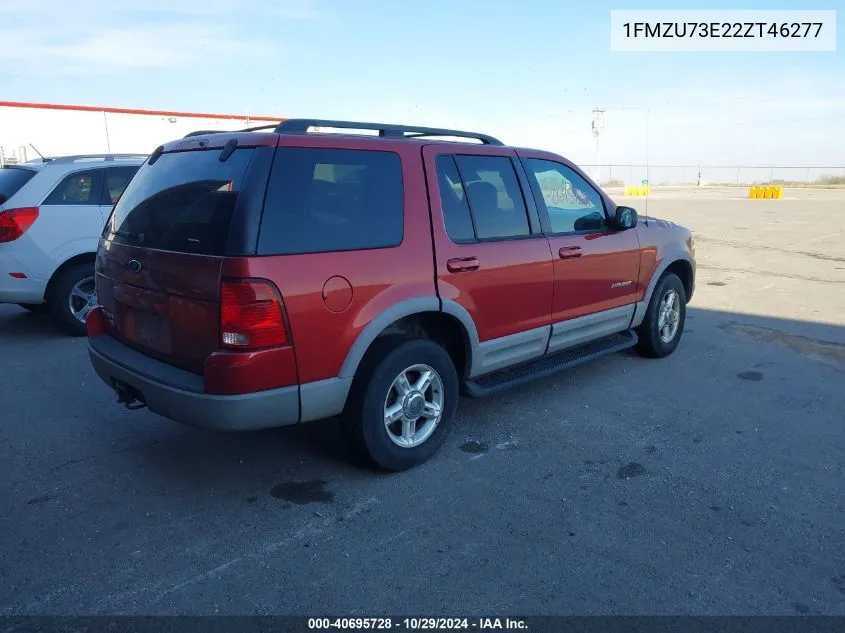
[376,311,473,379]
[44,252,96,302]
[338,297,479,382]
[46,257,97,336]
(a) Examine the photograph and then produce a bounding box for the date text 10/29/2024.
[308,618,528,630]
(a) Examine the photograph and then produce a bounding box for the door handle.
[447,257,480,273]
[559,246,583,259]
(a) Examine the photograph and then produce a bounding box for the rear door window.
[43,169,103,206]
[454,155,530,240]
[107,149,255,256]
[258,147,403,255]
[100,166,140,205]
[435,155,475,243]
[0,167,37,204]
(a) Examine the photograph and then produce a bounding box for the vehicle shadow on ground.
[0,305,66,342]
[8,303,845,495]
[129,416,368,492]
[121,305,845,495]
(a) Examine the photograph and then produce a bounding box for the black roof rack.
[183,130,223,138]
[239,124,278,132]
[41,154,148,164]
[274,119,504,145]
[182,119,504,145]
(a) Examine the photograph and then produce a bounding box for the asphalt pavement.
[2,189,844,615]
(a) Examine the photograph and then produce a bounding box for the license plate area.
[113,283,173,355]
[121,307,172,354]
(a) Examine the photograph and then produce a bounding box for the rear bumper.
[88,335,300,431]
[0,252,47,304]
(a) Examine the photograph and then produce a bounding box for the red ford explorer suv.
[88,119,695,471]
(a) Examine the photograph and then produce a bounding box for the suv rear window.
[106,149,255,255]
[0,167,37,204]
[258,148,403,255]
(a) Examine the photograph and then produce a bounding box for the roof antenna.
[29,144,45,162]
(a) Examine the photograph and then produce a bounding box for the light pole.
[591,107,605,184]
[646,108,650,186]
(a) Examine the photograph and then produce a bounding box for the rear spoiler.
[183,124,277,139]
[183,130,225,138]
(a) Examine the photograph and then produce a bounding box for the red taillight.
[86,306,106,337]
[220,279,289,350]
[0,207,39,243]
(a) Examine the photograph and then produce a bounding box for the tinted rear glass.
[106,149,254,255]
[258,148,403,255]
[0,167,37,204]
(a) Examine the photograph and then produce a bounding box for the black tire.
[341,337,459,472]
[18,303,50,314]
[47,263,96,337]
[635,272,686,358]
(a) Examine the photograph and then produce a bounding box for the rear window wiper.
[112,229,144,244]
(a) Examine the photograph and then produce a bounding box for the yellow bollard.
[748,186,755,199]
[764,186,773,199]
[777,185,783,199]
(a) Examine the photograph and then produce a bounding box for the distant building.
[0,101,281,164]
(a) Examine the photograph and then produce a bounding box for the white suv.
[0,154,145,335]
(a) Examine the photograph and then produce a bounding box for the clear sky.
[1,0,842,167]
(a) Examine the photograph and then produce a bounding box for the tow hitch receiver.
[113,379,146,411]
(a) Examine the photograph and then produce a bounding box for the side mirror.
[613,206,638,230]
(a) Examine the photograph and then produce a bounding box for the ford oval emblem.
[127,259,143,274]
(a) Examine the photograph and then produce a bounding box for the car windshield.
[0,167,37,204]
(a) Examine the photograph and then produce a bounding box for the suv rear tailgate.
[96,245,223,374]
[96,140,270,375]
